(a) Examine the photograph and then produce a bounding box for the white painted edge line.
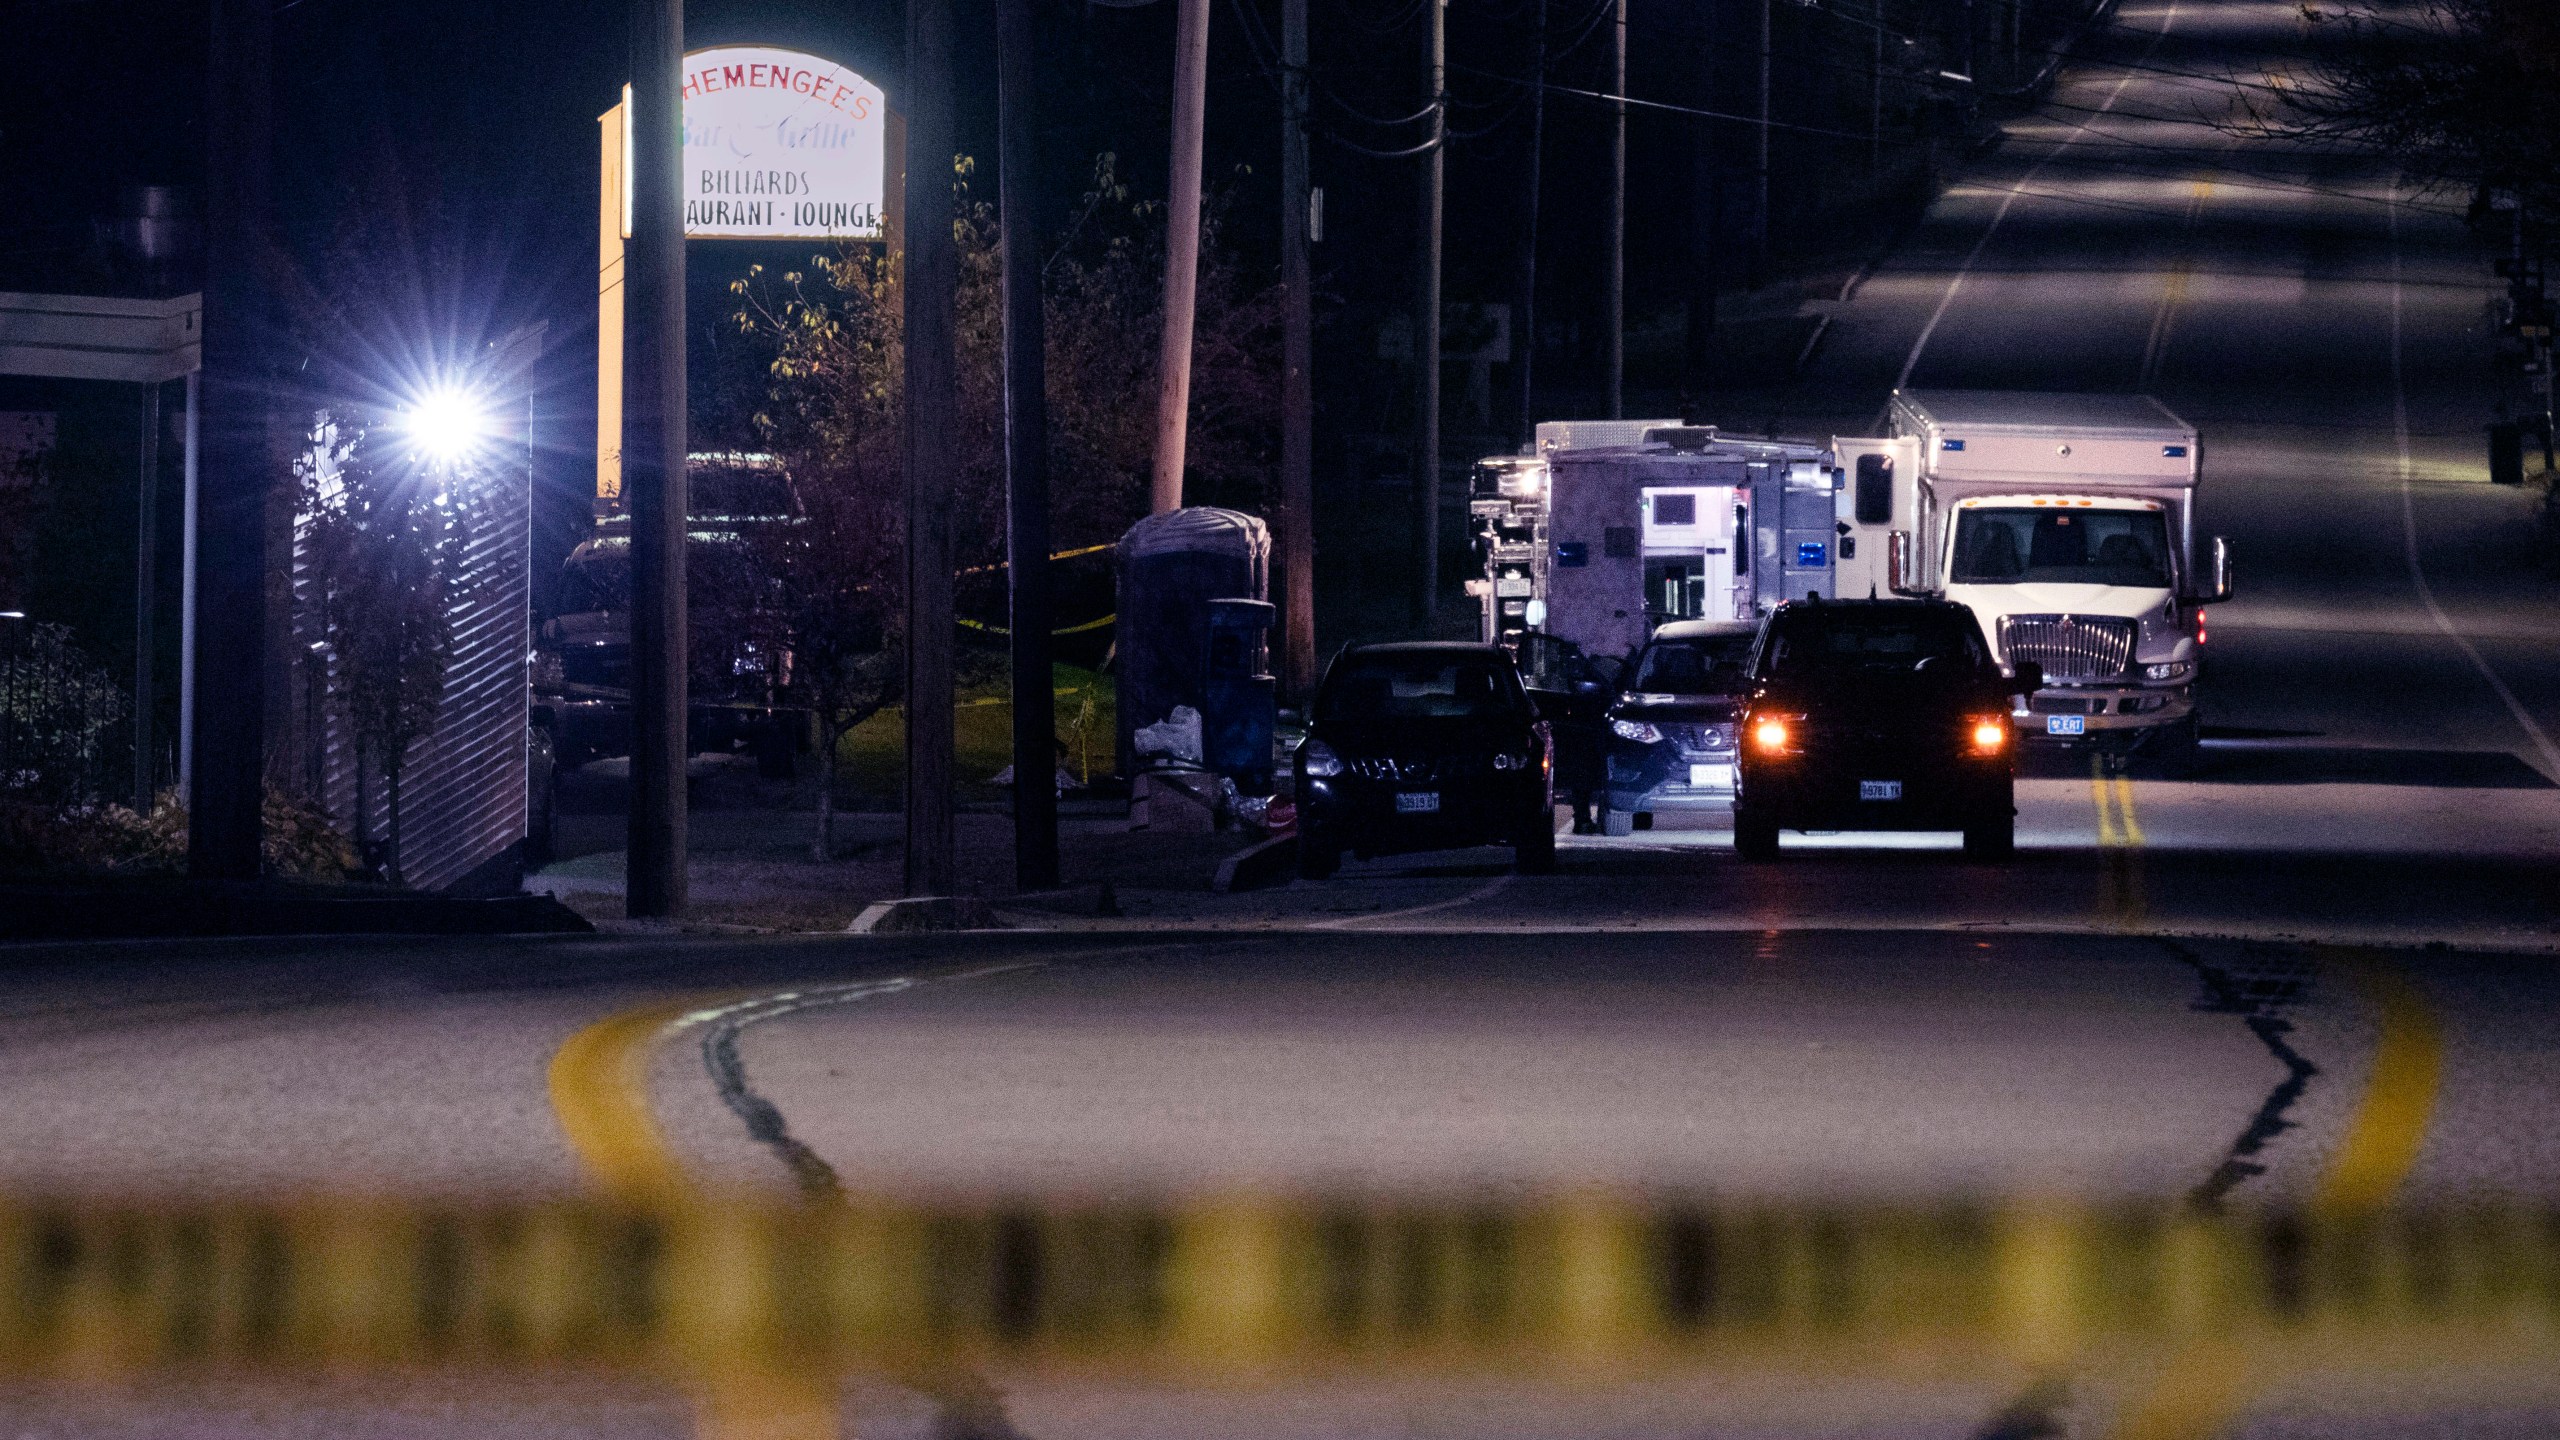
[1309,874,1515,930]
[1893,0,2182,393]
[2388,183,2560,783]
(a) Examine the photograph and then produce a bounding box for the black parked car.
[1294,642,1557,878]
[1733,600,2042,862]
[1600,618,1758,836]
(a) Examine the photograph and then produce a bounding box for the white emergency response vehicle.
[1839,391,2233,757]
[1470,391,2234,758]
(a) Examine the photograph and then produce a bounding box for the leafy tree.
[0,621,127,808]
[731,154,1280,857]
[294,415,461,884]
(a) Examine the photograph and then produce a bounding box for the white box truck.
[1833,390,2234,756]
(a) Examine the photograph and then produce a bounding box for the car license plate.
[1859,780,1903,802]
[1495,576,1532,597]
[1395,791,1441,814]
[1689,762,1729,789]
[2046,714,2087,736]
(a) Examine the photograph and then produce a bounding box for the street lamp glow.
[401,386,490,466]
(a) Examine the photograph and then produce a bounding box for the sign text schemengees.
[675,46,885,240]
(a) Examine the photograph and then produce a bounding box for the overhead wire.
[1444,61,1937,149]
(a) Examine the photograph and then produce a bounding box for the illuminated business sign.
[671,45,885,240]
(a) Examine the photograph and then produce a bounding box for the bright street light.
[399,384,491,467]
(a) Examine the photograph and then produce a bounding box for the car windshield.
[555,549,630,616]
[1319,654,1525,722]
[1761,612,1987,678]
[1951,507,2170,586]
[1627,635,1755,695]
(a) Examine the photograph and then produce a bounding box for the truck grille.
[1999,615,2136,681]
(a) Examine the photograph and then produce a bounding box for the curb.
[846,895,1006,934]
[1214,835,1300,893]
[0,887,593,943]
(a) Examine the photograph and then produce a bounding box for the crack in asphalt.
[692,978,915,1200]
[2167,939,2323,1214]
[1970,940,2323,1439]
[683,954,1204,1440]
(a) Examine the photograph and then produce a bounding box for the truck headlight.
[1610,718,1662,743]
[1300,738,1344,777]
[2143,661,2193,682]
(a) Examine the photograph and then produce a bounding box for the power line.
[1446,60,1939,148]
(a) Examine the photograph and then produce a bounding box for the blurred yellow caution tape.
[2,1193,2557,1381]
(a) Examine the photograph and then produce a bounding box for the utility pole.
[1605,0,1625,417]
[997,0,1057,891]
[624,0,688,918]
[1416,0,1447,615]
[1683,12,1715,417]
[1151,0,1211,513]
[1755,0,1772,283]
[132,381,161,804]
[1872,6,1885,177]
[1280,0,1318,695]
[190,0,272,881]
[1512,0,1547,446]
[905,0,960,896]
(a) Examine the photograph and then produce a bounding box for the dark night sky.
[4,0,1917,514]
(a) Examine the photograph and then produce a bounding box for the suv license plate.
[1859,780,1903,802]
[1395,791,1441,814]
[2046,714,2088,736]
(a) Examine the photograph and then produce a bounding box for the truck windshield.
[1319,654,1527,722]
[1951,508,2169,587]
[1628,635,1755,695]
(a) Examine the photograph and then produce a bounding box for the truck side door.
[1829,436,1921,600]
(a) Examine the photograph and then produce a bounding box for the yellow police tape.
[953,612,1117,637]
[2,1194,2556,1382]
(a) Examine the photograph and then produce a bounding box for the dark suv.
[1733,600,2041,861]
[1294,642,1556,878]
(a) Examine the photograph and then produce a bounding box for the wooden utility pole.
[1684,30,1717,417]
[997,0,1058,891]
[905,0,960,895]
[1416,0,1446,615]
[189,0,272,881]
[1280,0,1318,695]
[1605,0,1625,418]
[1513,0,1547,446]
[624,0,688,918]
[1151,0,1211,514]
[1755,0,1772,282]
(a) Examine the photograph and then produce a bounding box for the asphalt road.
[5,0,2559,1435]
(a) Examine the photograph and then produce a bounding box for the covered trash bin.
[1116,507,1272,786]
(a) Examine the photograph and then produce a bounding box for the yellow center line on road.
[550,995,839,1439]
[2093,757,2147,927]
[2103,952,2446,1439]
[547,997,701,1202]
[2314,956,2446,1214]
